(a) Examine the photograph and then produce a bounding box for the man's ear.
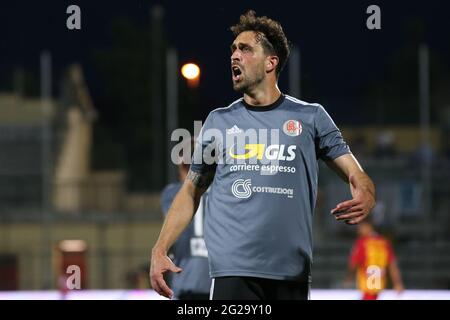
[266,55,279,73]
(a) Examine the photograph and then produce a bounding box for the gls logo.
[229,144,296,161]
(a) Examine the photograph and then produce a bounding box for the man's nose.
[231,50,241,62]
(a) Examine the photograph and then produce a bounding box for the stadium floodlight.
[181,63,200,80]
[181,63,200,88]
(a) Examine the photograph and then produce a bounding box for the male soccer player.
[150,11,376,300]
[159,141,211,300]
[346,219,404,300]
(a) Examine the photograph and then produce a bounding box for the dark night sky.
[1,0,449,124]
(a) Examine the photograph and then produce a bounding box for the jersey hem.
[211,270,310,282]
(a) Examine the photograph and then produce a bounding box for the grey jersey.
[190,94,351,282]
[160,183,211,297]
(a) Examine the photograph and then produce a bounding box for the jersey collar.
[242,93,285,112]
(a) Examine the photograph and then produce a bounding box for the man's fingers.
[153,275,173,299]
[151,277,164,296]
[334,206,364,219]
[170,265,183,273]
[335,205,364,214]
[158,278,174,299]
[151,275,169,298]
[331,199,360,214]
[335,210,365,221]
[346,215,367,225]
[164,256,182,273]
[336,212,363,221]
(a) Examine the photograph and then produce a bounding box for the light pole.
[166,49,179,183]
[40,50,53,289]
[165,60,201,184]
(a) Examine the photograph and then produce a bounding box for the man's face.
[230,31,268,93]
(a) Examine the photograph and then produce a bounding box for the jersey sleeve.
[314,105,351,161]
[190,111,218,174]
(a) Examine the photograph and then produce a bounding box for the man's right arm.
[150,169,214,299]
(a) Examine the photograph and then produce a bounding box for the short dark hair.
[230,10,291,76]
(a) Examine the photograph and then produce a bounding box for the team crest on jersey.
[283,120,302,137]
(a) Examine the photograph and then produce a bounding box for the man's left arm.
[326,154,376,225]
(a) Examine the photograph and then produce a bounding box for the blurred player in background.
[159,139,211,300]
[346,218,404,300]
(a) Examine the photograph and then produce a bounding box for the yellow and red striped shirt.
[350,235,394,294]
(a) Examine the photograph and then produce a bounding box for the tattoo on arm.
[187,170,214,189]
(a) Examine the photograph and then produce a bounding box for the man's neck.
[243,84,281,107]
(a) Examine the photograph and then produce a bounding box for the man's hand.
[331,174,375,225]
[149,249,182,299]
[149,177,205,298]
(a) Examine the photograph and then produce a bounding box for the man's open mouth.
[232,66,242,81]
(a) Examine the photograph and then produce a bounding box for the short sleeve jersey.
[190,94,351,281]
